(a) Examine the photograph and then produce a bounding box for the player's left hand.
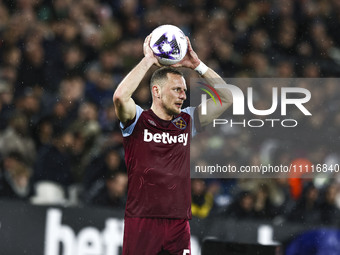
[171,37,200,69]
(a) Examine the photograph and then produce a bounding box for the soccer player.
[113,34,232,255]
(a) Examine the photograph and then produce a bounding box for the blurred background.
[0,0,340,254]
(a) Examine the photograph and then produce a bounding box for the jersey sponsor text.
[143,129,188,146]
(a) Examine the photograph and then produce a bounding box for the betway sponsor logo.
[45,209,123,255]
[143,129,188,146]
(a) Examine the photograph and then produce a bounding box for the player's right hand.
[143,34,162,67]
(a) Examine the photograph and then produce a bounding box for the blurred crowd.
[0,0,340,226]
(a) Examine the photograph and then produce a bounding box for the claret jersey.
[120,105,199,219]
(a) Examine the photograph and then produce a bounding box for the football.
[150,24,188,65]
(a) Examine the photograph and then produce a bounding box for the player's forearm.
[196,66,233,126]
[202,68,233,107]
[113,57,154,103]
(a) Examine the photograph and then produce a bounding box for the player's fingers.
[144,34,152,47]
[186,36,193,51]
[154,60,162,67]
[171,63,182,68]
[143,35,153,56]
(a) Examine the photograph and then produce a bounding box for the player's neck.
[151,104,174,121]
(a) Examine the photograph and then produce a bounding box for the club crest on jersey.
[172,117,187,130]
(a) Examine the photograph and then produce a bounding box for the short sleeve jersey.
[120,105,198,219]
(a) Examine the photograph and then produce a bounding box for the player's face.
[160,73,187,116]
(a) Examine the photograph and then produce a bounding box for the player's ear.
[152,84,161,99]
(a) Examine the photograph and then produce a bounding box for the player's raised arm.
[113,35,160,125]
[197,68,233,126]
[172,37,233,127]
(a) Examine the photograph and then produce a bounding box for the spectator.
[15,88,42,125]
[0,79,15,130]
[85,71,115,108]
[82,146,125,193]
[85,171,128,209]
[61,44,86,77]
[0,111,36,165]
[68,101,101,182]
[98,102,120,134]
[51,76,85,130]
[318,183,340,225]
[253,183,279,219]
[33,128,74,188]
[191,179,215,219]
[32,115,54,150]
[0,151,33,200]
[225,190,255,220]
[288,182,320,224]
